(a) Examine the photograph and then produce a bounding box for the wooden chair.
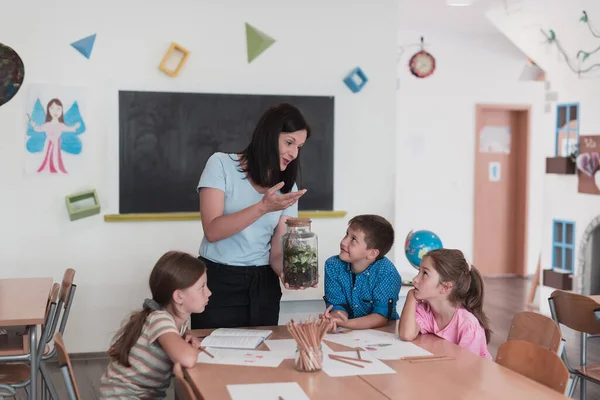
[506,311,563,353]
[54,332,80,400]
[548,290,600,399]
[496,339,570,394]
[173,363,197,400]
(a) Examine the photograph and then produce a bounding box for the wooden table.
[189,322,569,400]
[187,325,389,400]
[0,277,53,400]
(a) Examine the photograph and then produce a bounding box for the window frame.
[551,219,576,273]
[554,103,580,157]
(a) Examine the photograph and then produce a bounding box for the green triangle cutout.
[246,23,275,63]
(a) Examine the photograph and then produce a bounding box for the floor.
[7,277,600,399]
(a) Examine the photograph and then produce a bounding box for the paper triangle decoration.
[245,23,275,63]
[71,34,96,59]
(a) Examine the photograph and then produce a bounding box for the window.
[555,103,579,157]
[552,220,575,272]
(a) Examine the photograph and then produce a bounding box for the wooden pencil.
[200,347,214,359]
[409,357,455,363]
[329,354,372,364]
[328,354,364,368]
[400,355,448,361]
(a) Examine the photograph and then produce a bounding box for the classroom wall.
[0,0,398,352]
[394,28,546,280]
[487,0,600,310]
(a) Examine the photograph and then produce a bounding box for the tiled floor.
[6,277,600,399]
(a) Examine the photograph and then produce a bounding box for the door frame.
[474,104,531,277]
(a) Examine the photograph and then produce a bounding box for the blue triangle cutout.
[71,34,96,59]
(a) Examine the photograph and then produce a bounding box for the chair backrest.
[50,268,77,337]
[54,332,81,400]
[173,363,197,400]
[549,290,600,335]
[496,339,570,394]
[507,311,562,353]
[43,283,60,332]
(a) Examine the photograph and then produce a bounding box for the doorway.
[473,105,531,277]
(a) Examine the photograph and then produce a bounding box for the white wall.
[394,29,546,281]
[486,0,600,305]
[0,0,398,352]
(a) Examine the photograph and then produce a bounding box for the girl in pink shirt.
[398,248,492,360]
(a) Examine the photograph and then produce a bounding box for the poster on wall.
[576,135,600,195]
[479,126,511,154]
[24,83,88,175]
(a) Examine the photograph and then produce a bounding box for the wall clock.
[409,37,436,78]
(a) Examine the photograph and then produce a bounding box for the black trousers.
[190,257,282,329]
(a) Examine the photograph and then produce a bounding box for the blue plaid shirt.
[323,256,401,320]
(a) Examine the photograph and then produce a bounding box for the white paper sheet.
[197,348,284,368]
[324,329,397,348]
[227,382,310,400]
[323,351,396,377]
[361,340,432,360]
[323,329,432,360]
[265,339,334,359]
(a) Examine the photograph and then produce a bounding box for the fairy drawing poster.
[24,84,88,175]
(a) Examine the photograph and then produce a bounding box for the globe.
[404,229,443,269]
[0,43,25,107]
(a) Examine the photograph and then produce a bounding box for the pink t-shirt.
[415,302,492,360]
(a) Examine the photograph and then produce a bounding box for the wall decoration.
[489,162,501,182]
[159,42,190,77]
[70,34,96,59]
[541,11,600,76]
[25,84,87,175]
[65,189,101,221]
[409,37,435,79]
[245,23,275,63]
[576,135,600,195]
[479,125,511,154]
[0,43,25,107]
[343,67,368,93]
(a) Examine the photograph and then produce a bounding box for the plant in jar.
[282,228,318,288]
[283,241,317,287]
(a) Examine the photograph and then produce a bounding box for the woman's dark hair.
[424,249,492,343]
[238,103,311,193]
[107,251,206,367]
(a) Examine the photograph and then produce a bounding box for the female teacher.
[191,103,311,329]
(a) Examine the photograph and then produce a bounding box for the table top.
[359,328,568,400]
[0,277,53,326]
[186,325,390,400]
[189,322,568,400]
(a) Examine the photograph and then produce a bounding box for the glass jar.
[294,344,323,372]
[282,218,318,288]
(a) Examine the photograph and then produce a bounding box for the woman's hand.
[260,182,307,213]
[279,271,319,290]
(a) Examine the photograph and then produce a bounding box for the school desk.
[189,321,569,400]
[0,277,53,400]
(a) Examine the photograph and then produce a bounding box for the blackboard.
[118,90,334,214]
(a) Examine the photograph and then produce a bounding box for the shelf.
[546,157,576,175]
[104,211,348,222]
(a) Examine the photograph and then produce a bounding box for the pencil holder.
[295,344,323,372]
[286,317,331,373]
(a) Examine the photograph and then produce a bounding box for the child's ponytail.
[107,307,153,367]
[464,266,492,343]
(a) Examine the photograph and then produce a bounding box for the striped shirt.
[99,310,188,399]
